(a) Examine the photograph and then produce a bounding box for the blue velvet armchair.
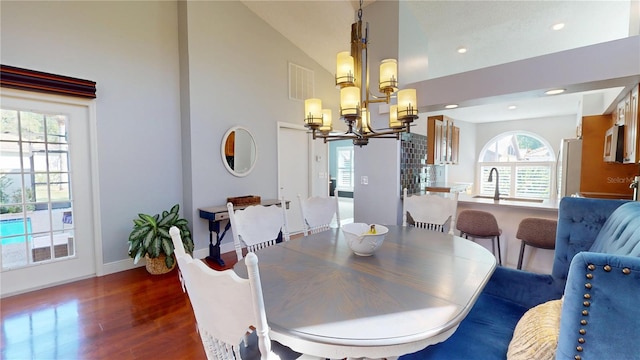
[401,197,640,360]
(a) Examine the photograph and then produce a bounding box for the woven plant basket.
[145,253,175,275]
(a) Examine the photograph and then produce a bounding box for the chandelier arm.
[365,128,405,137]
[367,92,393,102]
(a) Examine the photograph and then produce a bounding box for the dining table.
[233,225,497,359]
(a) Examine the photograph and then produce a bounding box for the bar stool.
[516,218,557,270]
[456,210,502,265]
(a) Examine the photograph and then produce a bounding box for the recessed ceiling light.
[457,47,467,54]
[545,88,565,95]
[552,23,565,31]
[445,104,458,109]
[508,105,517,110]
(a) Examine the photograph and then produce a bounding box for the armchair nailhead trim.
[575,264,595,359]
[574,263,634,359]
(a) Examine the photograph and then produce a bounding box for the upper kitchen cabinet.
[427,115,459,165]
[623,84,639,164]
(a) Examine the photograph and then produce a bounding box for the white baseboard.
[102,258,146,275]
[101,246,227,276]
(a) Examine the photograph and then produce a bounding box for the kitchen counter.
[458,194,560,211]
[456,194,560,273]
[423,182,472,193]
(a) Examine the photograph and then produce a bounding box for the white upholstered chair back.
[297,194,340,236]
[169,226,271,360]
[402,188,459,235]
[227,198,289,261]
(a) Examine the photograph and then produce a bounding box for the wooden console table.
[198,199,288,266]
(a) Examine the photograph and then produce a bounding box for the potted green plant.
[127,203,194,274]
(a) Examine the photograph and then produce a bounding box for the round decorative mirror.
[221,126,257,177]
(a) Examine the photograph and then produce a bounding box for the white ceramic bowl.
[341,223,389,256]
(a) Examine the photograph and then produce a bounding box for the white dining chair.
[297,194,340,236]
[227,197,290,261]
[170,227,314,360]
[169,227,266,359]
[402,188,459,235]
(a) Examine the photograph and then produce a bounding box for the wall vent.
[288,62,314,101]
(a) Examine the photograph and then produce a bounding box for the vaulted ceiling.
[243,0,639,123]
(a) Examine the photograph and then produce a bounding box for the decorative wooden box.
[226,195,261,207]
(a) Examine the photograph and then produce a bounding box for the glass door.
[1,91,97,296]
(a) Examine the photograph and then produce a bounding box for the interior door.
[277,123,310,235]
[1,90,97,296]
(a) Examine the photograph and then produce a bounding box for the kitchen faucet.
[488,167,500,200]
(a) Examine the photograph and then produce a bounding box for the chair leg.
[496,236,502,266]
[517,241,526,270]
[490,237,496,258]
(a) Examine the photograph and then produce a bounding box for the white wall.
[1,1,182,267]
[475,115,577,157]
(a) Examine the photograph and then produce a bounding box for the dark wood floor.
[1,252,238,360]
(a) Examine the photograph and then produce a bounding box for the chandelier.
[303,1,419,147]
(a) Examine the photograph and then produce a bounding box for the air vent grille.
[289,62,314,101]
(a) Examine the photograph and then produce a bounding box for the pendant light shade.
[379,59,398,94]
[389,105,402,129]
[397,89,418,121]
[340,87,361,117]
[336,51,355,87]
[304,98,323,128]
[320,109,332,133]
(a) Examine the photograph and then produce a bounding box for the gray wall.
[179,1,337,252]
[1,1,183,266]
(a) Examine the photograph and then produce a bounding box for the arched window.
[478,131,556,199]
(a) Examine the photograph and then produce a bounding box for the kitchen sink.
[472,195,544,203]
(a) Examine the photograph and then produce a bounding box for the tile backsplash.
[400,133,443,195]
